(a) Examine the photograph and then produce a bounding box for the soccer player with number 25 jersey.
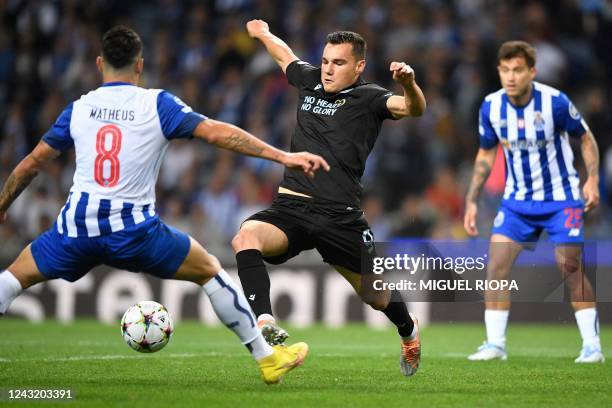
[464,41,603,363]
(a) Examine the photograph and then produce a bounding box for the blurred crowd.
[1,0,611,262]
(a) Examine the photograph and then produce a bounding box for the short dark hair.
[497,41,536,68]
[325,31,366,60]
[101,25,142,69]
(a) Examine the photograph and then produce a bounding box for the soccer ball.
[120,301,174,353]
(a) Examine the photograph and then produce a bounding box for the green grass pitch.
[0,319,610,407]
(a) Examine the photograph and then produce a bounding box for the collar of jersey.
[102,81,136,87]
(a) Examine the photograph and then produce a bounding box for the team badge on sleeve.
[568,102,580,120]
[172,95,193,113]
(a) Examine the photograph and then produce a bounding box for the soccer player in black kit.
[232,19,427,377]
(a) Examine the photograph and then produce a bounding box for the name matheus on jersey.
[89,107,136,122]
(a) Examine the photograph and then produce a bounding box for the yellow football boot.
[257,342,309,384]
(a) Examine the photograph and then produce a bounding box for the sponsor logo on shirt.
[300,95,346,116]
[501,139,547,151]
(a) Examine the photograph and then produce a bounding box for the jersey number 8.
[94,125,122,187]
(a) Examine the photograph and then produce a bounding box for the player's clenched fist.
[582,177,600,213]
[246,19,269,39]
[390,62,415,86]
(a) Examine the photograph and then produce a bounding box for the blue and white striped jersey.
[479,82,589,210]
[42,82,205,237]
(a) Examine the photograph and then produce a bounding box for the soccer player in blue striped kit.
[464,41,604,363]
[0,26,331,384]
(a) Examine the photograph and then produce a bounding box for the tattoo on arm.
[466,159,492,203]
[0,169,39,212]
[224,132,265,156]
[0,142,58,213]
[581,134,599,178]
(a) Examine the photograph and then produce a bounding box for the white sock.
[485,309,509,349]
[575,308,601,349]
[401,325,418,342]
[0,270,23,314]
[257,313,275,324]
[247,335,274,360]
[202,270,273,360]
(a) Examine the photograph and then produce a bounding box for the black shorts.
[244,194,376,273]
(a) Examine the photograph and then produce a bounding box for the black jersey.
[280,60,397,206]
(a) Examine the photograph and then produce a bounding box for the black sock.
[382,293,414,338]
[236,249,273,317]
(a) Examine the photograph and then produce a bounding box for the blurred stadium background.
[1,0,611,324]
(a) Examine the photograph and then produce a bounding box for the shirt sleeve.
[552,92,589,139]
[479,99,498,149]
[285,60,321,89]
[370,88,396,121]
[157,91,207,140]
[42,103,74,151]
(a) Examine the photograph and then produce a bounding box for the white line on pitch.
[0,352,392,363]
[0,352,221,363]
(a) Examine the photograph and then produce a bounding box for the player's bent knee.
[175,239,222,285]
[7,245,46,289]
[7,267,44,290]
[557,258,580,275]
[486,264,511,280]
[231,233,246,252]
[231,230,261,252]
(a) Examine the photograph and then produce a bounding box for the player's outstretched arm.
[0,141,60,223]
[464,147,498,236]
[386,62,426,118]
[193,119,329,178]
[580,130,600,212]
[246,19,299,73]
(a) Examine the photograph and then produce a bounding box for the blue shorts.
[31,217,191,282]
[491,201,584,244]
